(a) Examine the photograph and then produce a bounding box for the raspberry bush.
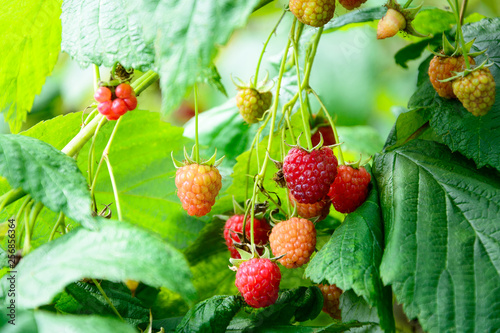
[0,0,498,332]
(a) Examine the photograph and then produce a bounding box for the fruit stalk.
[254,10,286,87]
[193,84,200,164]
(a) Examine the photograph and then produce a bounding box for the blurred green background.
[3,0,497,142]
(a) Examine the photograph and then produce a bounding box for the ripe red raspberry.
[111,98,128,116]
[318,284,342,320]
[235,88,272,124]
[289,0,335,27]
[235,258,281,308]
[377,8,406,40]
[97,101,112,116]
[452,68,496,116]
[283,147,338,204]
[115,83,134,99]
[94,87,112,103]
[311,126,336,147]
[339,0,367,10]
[224,215,271,259]
[289,192,330,221]
[328,165,371,214]
[123,96,138,111]
[269,217,316,269]
[429,55,475,99]
[175,164,222,217]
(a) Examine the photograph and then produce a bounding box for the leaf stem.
[105,157,122,221]
[193,84,200,164]
[254,10,286,87]
[89,116,108,210]
[48,212,65,242]
[309,88,344,164]
[92,279,124,321]
[22,200,34,255]
[94,65,101,91]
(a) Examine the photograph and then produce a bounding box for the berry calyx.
[94,87,112,103]
[428,55,475,99]
[175,163,222,217]
[377,8,406,40]
[289,192,330,221]
[224,215,271,259]
[452,68,496,117]
[339,0,367,10]
[283,147,338,204]
[289,0,335,27]
[328,165,371,214]
[235,88,272,124]
[318,284,342,320]
[269,217,317,269]
[235,258,281,308]
[115,83,134,99]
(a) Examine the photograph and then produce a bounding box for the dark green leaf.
[374,140,500,333]
[0,0,61,132]
[226,321,370,333]
[4,219,196,309]
[64,281,150,327]
[126,0,260,116]
[305,166,395,333]
[383,108,433,151]
[324,7,386,32]
[340,290,382,333]
[176,295,242,333]
[408,18,500,171]
[394,35,441,69]
[241,286,324,330]
[61,0,154,70]
[0,135,94,228]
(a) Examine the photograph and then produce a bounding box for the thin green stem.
[193,84,200,164]
[94,65,101,91]
[15,196,31,250]
[292,24,312,150]
[28,202,43,240]
[90,117,124,218]
[455,0,471,69]
[254,10,286,87]
[22,200,34,255]
[459,0,467,24]
[309,88,345,164]
[48,212,65,242]
[111,62,118,79]
[105,157,122,221]
[88,116,107,210]
[92,279,124,321]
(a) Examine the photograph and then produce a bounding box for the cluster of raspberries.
[94,83,138,120]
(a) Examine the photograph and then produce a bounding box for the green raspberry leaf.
[323,7,386,32]
[61,0,154,70]
[2,219,196,309]
[126,0,261,117]
[62,281,151,327]
[176,295,242,333]
[0,309,137,333]
[373,140,500,333]
[305,166,395,333]
[409,18,500,171]
[0,0,62,133]
[0,135,94,228]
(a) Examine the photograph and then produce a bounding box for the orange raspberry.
[318,284,342,319]
[269,217,316,269]
[289,192,330,221]
[175,164,222,217]
[428,55,475,99]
